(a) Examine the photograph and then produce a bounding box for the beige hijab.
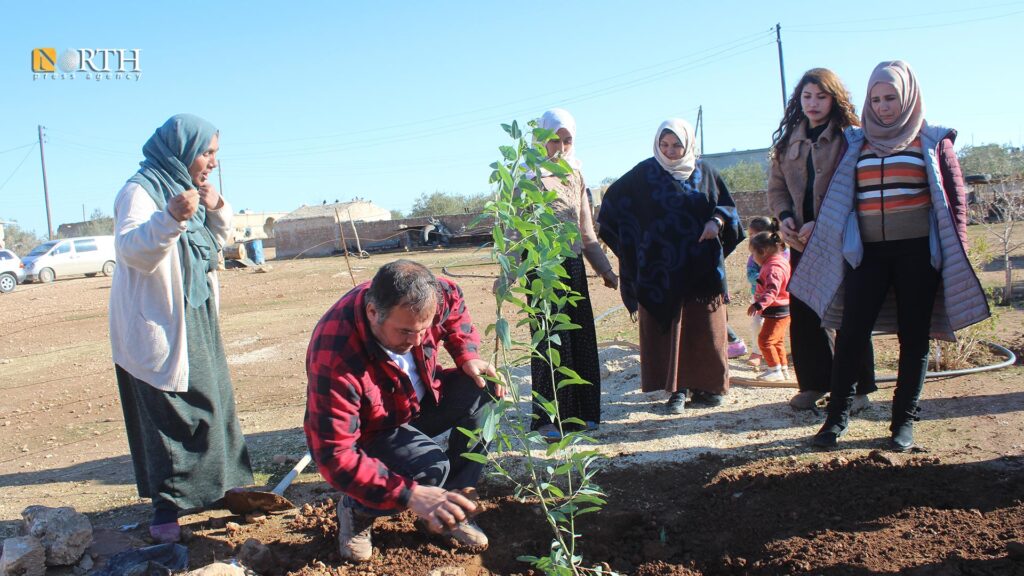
[861,60,925,157]
[653,118,698,181]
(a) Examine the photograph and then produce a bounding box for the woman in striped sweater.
[792,61,988,451]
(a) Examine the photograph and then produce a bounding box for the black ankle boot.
[813,420,847,448]
[890,407,920,452]
[890,420,914,452]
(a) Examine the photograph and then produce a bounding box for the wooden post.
[334,208,357,287]
[347,209,363,256]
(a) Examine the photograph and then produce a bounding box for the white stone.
[184,562,247,576]
[20,506,93,566]
[0,536,46,576]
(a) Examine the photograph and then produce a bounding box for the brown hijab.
[861,60,925,157]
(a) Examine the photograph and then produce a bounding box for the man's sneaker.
[757,367,785,381]
[336,503,374,562]
[666,391,686,414]
[443,519,489,549]
[850,394,872,415]
[789,390,826,410]
[727,340,748,359]
[782,366,792,380]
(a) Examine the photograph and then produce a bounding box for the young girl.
[746,228,791,381]
[744,216,779,367]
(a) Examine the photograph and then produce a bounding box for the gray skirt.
[116,298,253,510]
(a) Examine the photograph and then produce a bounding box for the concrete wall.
[233,212,287,241]
[273,213,487,260]
[733,190,771,223]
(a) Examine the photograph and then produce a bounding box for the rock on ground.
[184,562,247,576]
[20,506,93,566]
[0,536,46,576]
[236,538,275,573]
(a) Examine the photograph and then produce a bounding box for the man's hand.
[698,219,721,242]
[197,183,224,211]
[407,485,477,533]
[168,190,200,222]
[462,358,502,397]
[747,304,759,317]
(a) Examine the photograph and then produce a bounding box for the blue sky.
[1,1,1022,238]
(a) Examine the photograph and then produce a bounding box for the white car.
[0,249,26,293]
[22,236,116,283]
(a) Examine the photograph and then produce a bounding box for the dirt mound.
[173,454,1023,576]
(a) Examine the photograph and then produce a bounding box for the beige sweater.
[109,182,233,391]
[539,169,613,275]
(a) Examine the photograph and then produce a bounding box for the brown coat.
[766,120,845,228]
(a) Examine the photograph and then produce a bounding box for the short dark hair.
[365,260,439,322]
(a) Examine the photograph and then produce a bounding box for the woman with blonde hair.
[767,67,877,411]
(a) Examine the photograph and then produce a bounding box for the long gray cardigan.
[788,123,989,342]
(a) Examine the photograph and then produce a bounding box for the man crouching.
[304,259,499,562]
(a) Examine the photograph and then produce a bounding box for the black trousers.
[346,370,493,515]
[790,249,876,395]
[827,238,940,424]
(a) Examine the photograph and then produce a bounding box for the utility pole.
[217,161,224,195]
[696,106,704,155]
[776,23,788,112]
[38,125,54,240]
[82,204,86,221]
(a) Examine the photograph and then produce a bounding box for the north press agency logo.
[31,48,142,81]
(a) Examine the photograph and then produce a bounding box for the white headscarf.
[653,118,698,181]
[537,108,581,170]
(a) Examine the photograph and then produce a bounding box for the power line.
[785,0,1024,29]
[789,9,1024,33]
[227,30,775,149]
[0,142,37,155]
[0,144,37,194]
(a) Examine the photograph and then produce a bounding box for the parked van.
[22,236,116,283]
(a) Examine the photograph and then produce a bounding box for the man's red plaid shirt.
[304,278,481,510]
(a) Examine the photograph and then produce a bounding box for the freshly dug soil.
[178,453,1024,576]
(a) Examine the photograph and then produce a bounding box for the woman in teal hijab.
[110,114,253,543]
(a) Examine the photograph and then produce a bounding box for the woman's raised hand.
[168,190,200,222]
[197,183,224,211]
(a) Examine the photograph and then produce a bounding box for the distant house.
[274,200,392,259]
[232,210,288,243]
[701,147,771,172]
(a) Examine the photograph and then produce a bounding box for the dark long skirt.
[116,298,253,511]
[530,256,602,430]
[638,296,729,395]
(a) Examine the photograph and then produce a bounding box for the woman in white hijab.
[598,119,744,416]
[527,108,618,440]
[790,61,988,451]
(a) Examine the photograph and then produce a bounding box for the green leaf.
[500,145,517,162]
[496,317,512,349]
[459,452,489,465]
